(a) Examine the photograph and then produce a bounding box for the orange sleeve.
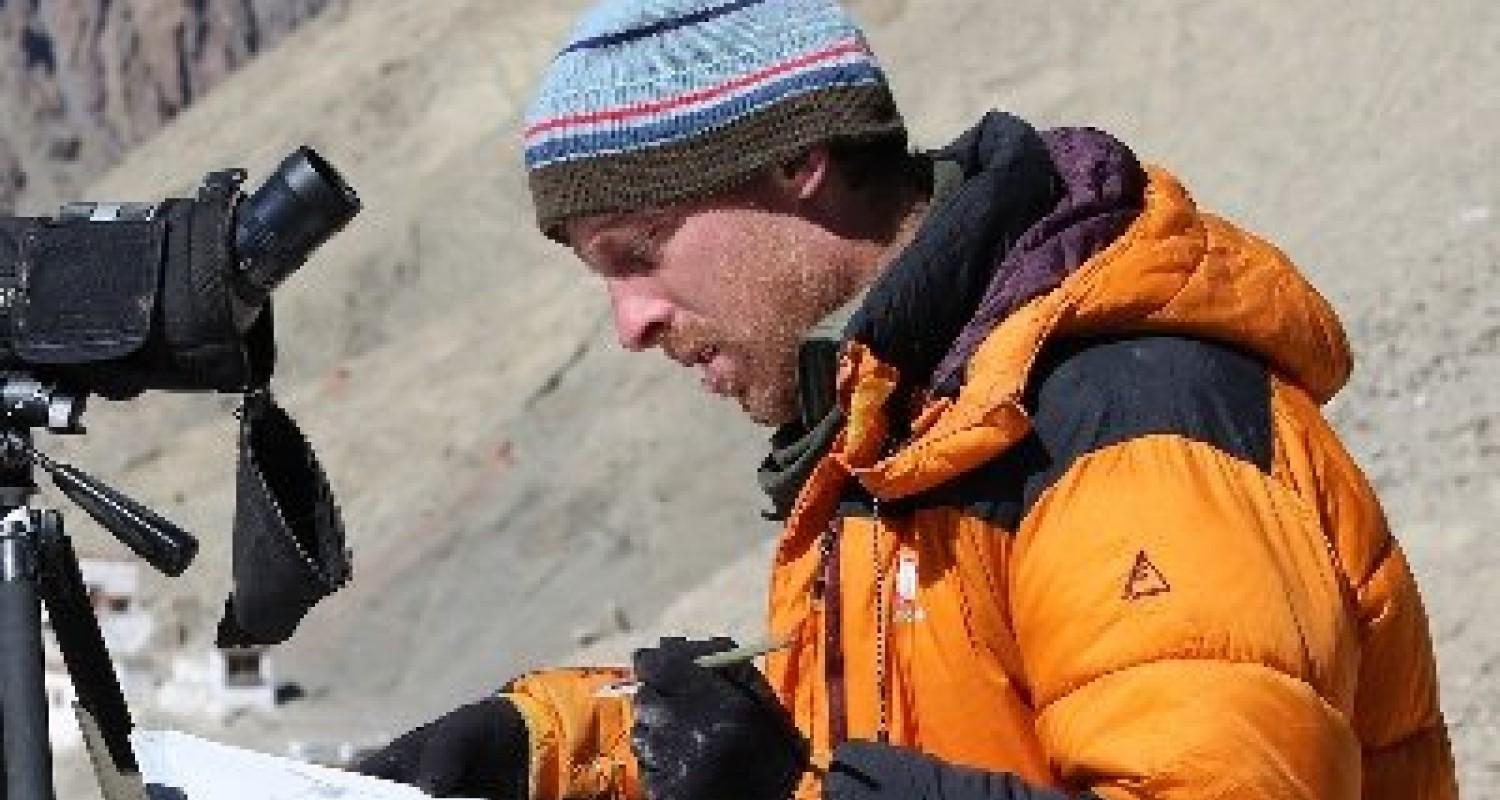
[1267,376,1457,799]
[1349,541,1457,800]
[503,666,643,800]
[1010,436,1362,799]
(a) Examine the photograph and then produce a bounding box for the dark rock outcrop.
[0,0,338,213]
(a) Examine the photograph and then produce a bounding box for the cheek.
[655,226,772,319]
[680,219,810,304]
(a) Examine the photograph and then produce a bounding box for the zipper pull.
[894,549,924,623]
[813,521,837,602]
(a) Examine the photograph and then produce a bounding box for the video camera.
[0,147,360,646]
[0,147,357,400]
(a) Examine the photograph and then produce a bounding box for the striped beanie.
[524,0,906,237]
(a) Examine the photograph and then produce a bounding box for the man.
[357,1,1458,798]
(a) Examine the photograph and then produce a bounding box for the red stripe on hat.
[524,38,872,139]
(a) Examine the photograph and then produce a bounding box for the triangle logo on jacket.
[1123,550,1171,600]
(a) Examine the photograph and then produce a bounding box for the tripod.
[0,376,199,800]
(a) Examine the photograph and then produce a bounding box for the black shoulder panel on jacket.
[857,335,1273,530]
[1016,334,1274,510]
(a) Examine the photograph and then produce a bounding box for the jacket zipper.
[820,415,907,750]
[870,499,890,743]
[816,519,849,747]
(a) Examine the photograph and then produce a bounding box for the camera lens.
[232,147,360,319]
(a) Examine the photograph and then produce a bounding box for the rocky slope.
[35,0,1500,796]
[0,0,338,214]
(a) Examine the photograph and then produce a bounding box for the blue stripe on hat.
[562,0,772,54]
[525,60,883,168]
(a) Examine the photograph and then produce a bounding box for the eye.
[624,235,654,266]
[621,222,667,272]
[587,238,645,279]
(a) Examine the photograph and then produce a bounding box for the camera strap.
[216,388,350,647]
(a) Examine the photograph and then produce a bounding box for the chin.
[742,407,785,427]
[739,389,799,428]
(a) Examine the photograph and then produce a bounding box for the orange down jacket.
[759,163,1457,799]
[503,131,1456,800]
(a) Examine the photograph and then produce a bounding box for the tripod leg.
[33,511,138,778]
[0,522,55,800]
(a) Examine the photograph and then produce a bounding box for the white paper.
[131,729,482,800]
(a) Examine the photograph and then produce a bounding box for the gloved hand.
[631,637,807,800]
[354,696,530,798]
[825,741,1087,800]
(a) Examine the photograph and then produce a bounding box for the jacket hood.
[837,166,1353,502]
[844,112,1065,395]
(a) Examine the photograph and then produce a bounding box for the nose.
[605,277,672,351]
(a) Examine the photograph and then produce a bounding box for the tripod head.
[0,372,199,577]
[0,375,176,800]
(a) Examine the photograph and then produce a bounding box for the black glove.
[354,696,529,798]
[826,741,1090,800]
[631,637,808,800]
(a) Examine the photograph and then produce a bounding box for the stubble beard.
[723,286,845,428]
[674,218,862,428]
[669,314,801,427]
[740,361,799,426]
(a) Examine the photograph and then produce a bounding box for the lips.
[691,344,718,366]
[664,340,710,367]
[696,349,736,397]
[665,341,735,397]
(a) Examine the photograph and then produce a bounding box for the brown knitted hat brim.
[529,84,905,240]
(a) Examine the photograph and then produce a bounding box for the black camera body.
[0,148,358,399]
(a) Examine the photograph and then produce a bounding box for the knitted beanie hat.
[524,0,906,238]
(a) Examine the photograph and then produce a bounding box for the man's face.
[566,191,851,426]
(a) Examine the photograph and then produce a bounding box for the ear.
[770,146,833,204]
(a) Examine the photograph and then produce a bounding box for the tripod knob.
[36,457,198,577]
